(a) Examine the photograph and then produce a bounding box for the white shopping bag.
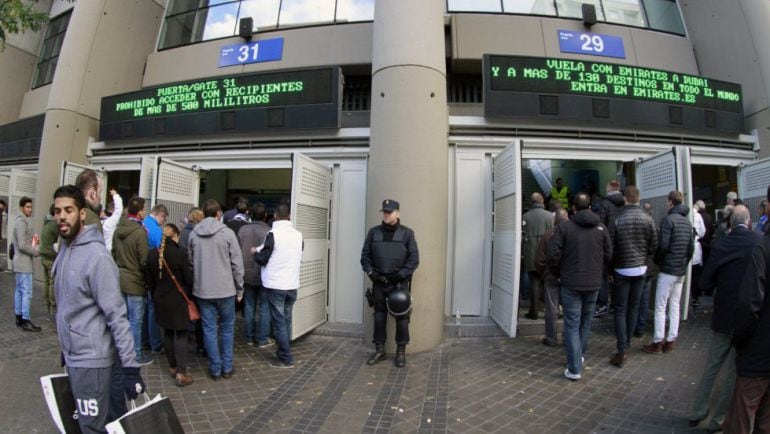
[106,394,184,434]
[40,373,82,434]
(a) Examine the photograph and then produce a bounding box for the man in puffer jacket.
[643,190,694,355]
[189,199,244,380]
[607,186,657,367]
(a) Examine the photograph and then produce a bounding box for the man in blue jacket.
[53,185,145,433]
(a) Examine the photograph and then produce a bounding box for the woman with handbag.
[147,223,196,387]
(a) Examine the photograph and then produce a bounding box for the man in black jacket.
[643,191,694,355]
[689,205,762,431]
[608,186,657,367]
[723,188,770,433]
[547,193,612,381]
[361,199,419,368]
[595,180,625,317]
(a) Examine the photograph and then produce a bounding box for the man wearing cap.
[361,199,419,368]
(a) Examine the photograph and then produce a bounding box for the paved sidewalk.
[1,271,723,433]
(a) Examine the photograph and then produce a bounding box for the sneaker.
[564,368,581,381]
[269,361,295,369]
[137,355,154,366]
[257,338,276,349]
[593,305,608,317]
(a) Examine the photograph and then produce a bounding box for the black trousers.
[372,283,410,345]
[164,329,188,374]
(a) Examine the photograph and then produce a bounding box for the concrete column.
[32,0,162,226]
[366,0,448,352]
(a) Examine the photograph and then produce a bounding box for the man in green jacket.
[113,196,151,365]
[39,203,59,315]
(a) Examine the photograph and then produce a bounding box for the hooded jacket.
[53,225,137,369]
[188,217,244,299]
[655,204,694,276]
[112,215,149,296]
[600,191,626,230]
[546,209,612,291]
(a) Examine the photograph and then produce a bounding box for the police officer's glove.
[368,271,381,283]
[122,367,145,400]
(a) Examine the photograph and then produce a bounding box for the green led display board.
[101,68,334,123]
[486,55,742,114]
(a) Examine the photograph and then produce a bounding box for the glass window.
[643,0,685,34]
[503,0,556,15]
[32,10,72,88]
[159,10,198,49]
[238,0,280,31]
[336,0,374,22]
[447,0,502,12]
[279,0,335,27]
[555,0,606,20]
[200,3,239,40]
[167,0,201,16]
[603,0,645,26]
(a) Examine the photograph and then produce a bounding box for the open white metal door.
[490,141,522,337]
[636,146,694,319]
[738,157,770,225]
[7,169,37,269]
[138,156,158,215]
[290,153,331,340]
[152,158,200,227]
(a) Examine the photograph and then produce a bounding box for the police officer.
[361,199,419,368]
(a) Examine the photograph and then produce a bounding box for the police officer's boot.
[367,344,387,365]
[395,345,406,368]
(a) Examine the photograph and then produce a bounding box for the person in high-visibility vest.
[550,178,570,210]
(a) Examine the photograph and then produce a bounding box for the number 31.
[237,44,259,62]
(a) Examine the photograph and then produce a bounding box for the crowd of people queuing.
[4,165,769,433]
[7,168,306,433]
[527,179,770,432]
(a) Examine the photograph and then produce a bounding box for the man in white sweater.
[254,203,303,369]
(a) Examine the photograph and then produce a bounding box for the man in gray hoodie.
[189,199,245,380]
[53,185,145,433]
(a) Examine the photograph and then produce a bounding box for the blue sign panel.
[218,37,284,67]
[557,30,625,59]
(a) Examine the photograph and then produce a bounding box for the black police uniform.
[360,217,419,347]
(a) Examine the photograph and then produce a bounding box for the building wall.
[143,23,373,88]
[680,0,770,157]
[451,14,698,74]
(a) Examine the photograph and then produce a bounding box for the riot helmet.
[386,287,412,317]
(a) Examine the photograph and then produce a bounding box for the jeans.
[244,284,271,344]
[123,294,146,359]
[653,272,685,343]
[612,273,645,352]
[560,287,599,376]
[543,278,560,344]
[14,273,32,319]
[690,332,736,427]
[597,273,609,307]
[146,293,163,351]
[635,274,653,334]
[267,289,297,364]
[198,296,235,376]
[527,271,542,317]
